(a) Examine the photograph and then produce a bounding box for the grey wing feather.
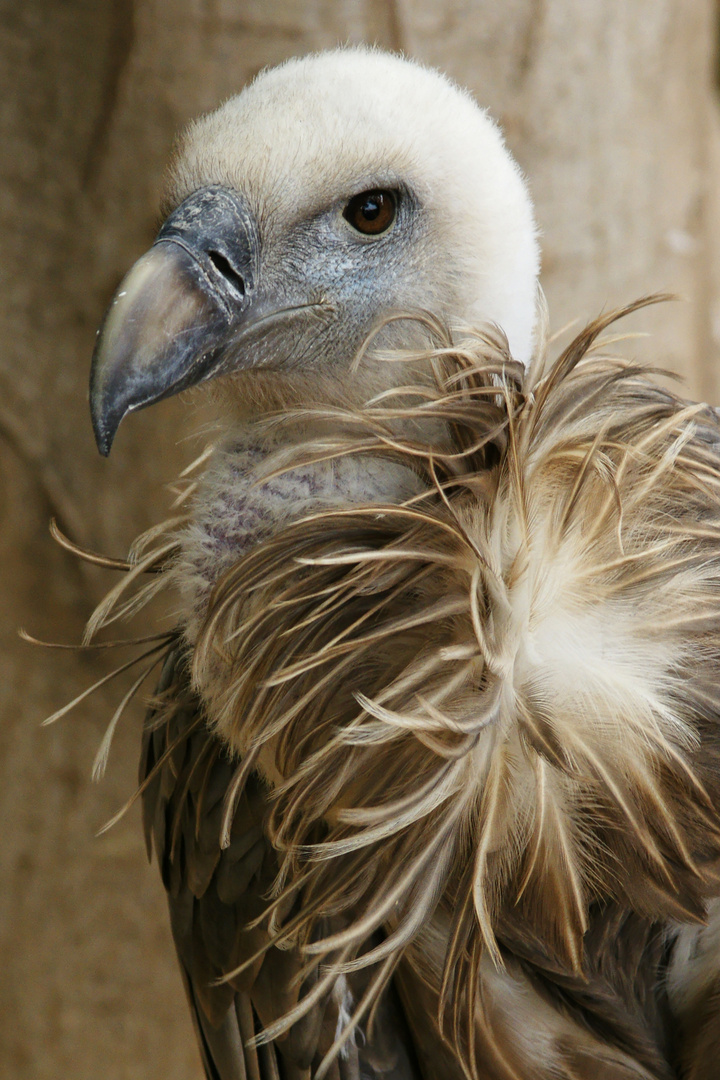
[140,645,423,1080]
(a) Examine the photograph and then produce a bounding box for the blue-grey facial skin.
[90,176,439,454]
[220,179,429,374]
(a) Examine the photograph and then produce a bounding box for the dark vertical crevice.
[515,0,546,88]
[386,0,405,54]
[367,0,405,54]
[82,0,135,189]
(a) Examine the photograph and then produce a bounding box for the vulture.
[77,46,720,1080]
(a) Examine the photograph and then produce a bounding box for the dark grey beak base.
[90,187,258,456]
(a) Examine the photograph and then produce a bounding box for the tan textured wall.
[1,2,719,1076]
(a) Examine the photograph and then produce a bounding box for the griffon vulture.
[80,47,720,1080]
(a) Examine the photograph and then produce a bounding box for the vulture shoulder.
[141,644,424,1080]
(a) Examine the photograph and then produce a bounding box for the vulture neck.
[176,368,424,644]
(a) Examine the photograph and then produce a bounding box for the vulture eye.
[343,189,397,235]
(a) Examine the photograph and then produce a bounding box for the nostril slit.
[207,250,245,296]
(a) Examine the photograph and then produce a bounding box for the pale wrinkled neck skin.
[175,423,421,645]
[173,354,443,641]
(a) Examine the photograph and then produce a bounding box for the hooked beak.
[89,186,258,456]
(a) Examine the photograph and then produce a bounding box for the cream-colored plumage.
[78,47,720,1080]
[169,49,539,366]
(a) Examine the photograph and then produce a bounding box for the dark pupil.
[361,196,382,220]
[343,189,395,234]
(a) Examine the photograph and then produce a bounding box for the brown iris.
[343,189,397,235]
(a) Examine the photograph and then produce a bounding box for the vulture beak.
[90,186,258,456]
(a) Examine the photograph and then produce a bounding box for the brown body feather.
[87,303,720,1078]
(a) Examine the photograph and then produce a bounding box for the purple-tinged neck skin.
[172,437,420,644]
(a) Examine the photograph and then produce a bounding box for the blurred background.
[2,2,720,1076]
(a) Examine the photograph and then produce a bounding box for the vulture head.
[90,47,538,455]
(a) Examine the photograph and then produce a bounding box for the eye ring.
[343,189,397,236]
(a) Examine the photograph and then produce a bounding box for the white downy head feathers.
[169,47,540,366]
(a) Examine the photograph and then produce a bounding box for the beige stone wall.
[2,2,719,1076]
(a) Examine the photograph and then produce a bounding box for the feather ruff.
[89,301,720,1078]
